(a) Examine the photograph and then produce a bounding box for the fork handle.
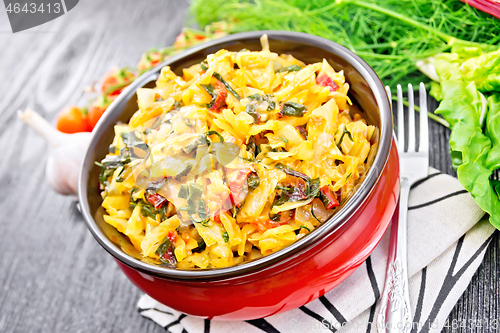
[376,177,413,332]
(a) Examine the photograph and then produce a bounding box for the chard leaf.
[478,74,500,93]
[213,72,241,100]
[275,163,320,199]
[247,94,276,110]
[462,49,500,82]
[280,102,306,117]
[156,237,177,267]
[247,173,260,189]
[120,131,150,158]
[201,84,217,108]
[429,82,443,102]
[485,94,500,171]
[276,64,301,73]
[245,102,259,123]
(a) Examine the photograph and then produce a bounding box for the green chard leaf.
[201,83,217,108]
[298,225,311,232]
[120,131,150,158]
[276,64,302,73]
[247,172,260,189]
[245,102,259,123]
[247,94,276,110]
[156,237,177,267]
[280,102,306,117]
[485,94,500,171]
[213,72,241,100]
[200,59,209,71]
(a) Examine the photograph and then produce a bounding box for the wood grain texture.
[0,1,497,332]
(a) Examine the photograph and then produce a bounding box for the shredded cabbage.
[97,35,378,269]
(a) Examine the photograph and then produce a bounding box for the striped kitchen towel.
[137,168,496,333]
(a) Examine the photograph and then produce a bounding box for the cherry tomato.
[56,106,91,133]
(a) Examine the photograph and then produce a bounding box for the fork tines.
[386,83,429,154]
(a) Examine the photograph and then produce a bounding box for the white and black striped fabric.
[138,168,496,333]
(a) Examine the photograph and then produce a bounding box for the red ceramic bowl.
[79,31,399,320]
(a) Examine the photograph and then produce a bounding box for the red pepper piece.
[257,217,291,232]
[147,193,167,209]
[167,230,176,243]
[210,80,228,111]
[320,185,340,209]
[316,74,339,92]
[161,248,176,265]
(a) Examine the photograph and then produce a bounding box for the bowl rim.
[78,30,393,280]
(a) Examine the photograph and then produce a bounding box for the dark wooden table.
[0,1,498,332]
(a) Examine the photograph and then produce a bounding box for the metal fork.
[376,83,429,333]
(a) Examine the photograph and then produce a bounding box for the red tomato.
[56,106,91,133]
[210,80,228,111]
[320,185,340,209]
[160,248,176,265]
[87,104,106,130]
[147,193,167,208]
[167,230,177,243]
[228,169,253,205]
[87,96,113,130]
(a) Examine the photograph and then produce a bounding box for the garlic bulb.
[18,109,92,196]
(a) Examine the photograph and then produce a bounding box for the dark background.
[0,0,498,332]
